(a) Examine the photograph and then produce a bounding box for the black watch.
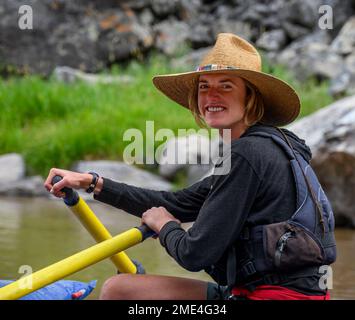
[86,172,100,194]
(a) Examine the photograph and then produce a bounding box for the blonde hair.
[188,77,265,128]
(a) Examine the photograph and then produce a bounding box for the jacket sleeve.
[158,152,261,271]
[93,175,213,223]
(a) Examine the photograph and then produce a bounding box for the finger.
[51,190,66,198]
[50,178,69,193]
[44,170,56,191]
[44,168,63,191]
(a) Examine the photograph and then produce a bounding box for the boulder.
[53,66,134,84]
[151,0,180,18]
[187,24,213,49]
[72,160,172,201]
[329,53,355,97]
[278,0,323,29]
[212,20,254,42]
[0,176,48,197]
[153,19,190,56]
[0,0,154,75]
[277,31,343,81]
[157,134,222,185]
[0,153,25,183]
[330,16,355,56]
[288,95,355,228]
[171,47,211,70]
[256,29,287,52]
[321,0,355,32]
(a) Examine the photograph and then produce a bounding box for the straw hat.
[152,33,300,127]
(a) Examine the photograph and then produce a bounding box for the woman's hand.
[141,206,181,234]
[44,168,93,198]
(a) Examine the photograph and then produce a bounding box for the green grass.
[0,55,335,177]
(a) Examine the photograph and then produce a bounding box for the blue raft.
[0,279,96,300]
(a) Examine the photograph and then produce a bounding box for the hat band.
[196,64,238,71]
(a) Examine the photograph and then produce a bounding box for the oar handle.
[52,175,80,206]
[51,175,157,239]
[137,224,157,240]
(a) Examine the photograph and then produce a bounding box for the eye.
[221,84,232,89]
[199,84,208,90]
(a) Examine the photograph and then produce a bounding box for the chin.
[207,122,230,129]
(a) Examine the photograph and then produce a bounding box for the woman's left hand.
[141,206,181,234]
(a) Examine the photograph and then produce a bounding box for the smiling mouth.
[205,105,227,113]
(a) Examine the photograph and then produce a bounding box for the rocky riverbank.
[1,0,354,96]
[1,95,355,228]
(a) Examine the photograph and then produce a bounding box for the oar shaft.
[0,228,143,300]
[70,197,137,273]
[52,175,137,274]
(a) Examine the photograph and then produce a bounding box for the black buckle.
[241,261,257,277]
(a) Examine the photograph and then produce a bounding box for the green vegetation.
[0,55,335,177]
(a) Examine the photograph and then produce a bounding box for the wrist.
[82,173,94,190]
[93,177,103,195]
[158,218,181,233]
[85,172,100,193]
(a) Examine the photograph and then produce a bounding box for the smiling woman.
[44,33,336,300]
[191,74,265,139]
[188,76,264,134]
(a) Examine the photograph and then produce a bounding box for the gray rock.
[151,0,180,18]
[178,0,203,21]
[329,71,355,98]
[212,20,253,42]
[153,19,190,56]
[138,8,155,27]
[125,0,151,10]
[97,12,154,63]
[157,134,222,185]
[72,160,173,191]
[171,47,211,70]
[321,0,355,32]
[187,24,213,49]
[277,31,342,81]
[0,1,153,75]
[0,153,25,183]
[0,176,48,197]
[329,54,355,97]
[288,95,355,228]
[256,29,287,52]
[279,0,323,29]
[281,21,311,40]
[330,16,355,56]
[53,66,134,84]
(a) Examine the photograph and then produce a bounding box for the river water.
[0,196,354,300]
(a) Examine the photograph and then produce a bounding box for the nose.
[206,86,220,99]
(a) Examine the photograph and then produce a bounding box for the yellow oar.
[52,175,146,274]
[0,225,153,300]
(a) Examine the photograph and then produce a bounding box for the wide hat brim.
[152,68,300,127]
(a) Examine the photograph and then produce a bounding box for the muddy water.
[0,197,354,300]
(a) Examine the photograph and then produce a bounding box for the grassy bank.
[0,56,334,177]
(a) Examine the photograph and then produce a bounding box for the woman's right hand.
[44,168,93,198]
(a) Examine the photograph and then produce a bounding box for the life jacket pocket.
[263,222,325,271]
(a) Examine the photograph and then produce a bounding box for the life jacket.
[225,129,337,294]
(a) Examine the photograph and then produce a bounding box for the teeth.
[207,106,225,112]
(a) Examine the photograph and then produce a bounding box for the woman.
[45,33,336,300]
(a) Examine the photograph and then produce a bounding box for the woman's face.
[198,73,248,137]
